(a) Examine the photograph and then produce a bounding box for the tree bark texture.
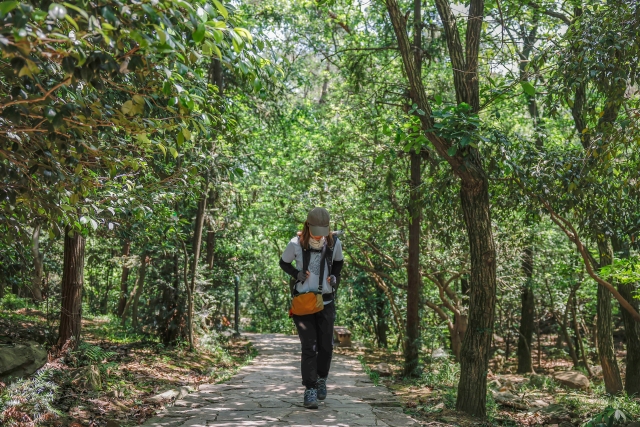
[385,0,494,416]
[31,224,44,302]
[117,240,131,317]
[404,149,421,376]
[57,227,85,348]
[403,0,422,377]
[596,237,623,394]
[517,247,535,373]
[457,178,496,416]
[131,252,149,330]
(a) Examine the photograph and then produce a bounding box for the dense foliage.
[1,0,639,425]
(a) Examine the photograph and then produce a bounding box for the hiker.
[279,207,344,409]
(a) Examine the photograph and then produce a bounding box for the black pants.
[292,300,335,389]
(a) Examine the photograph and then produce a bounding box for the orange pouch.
[290,292,324,316]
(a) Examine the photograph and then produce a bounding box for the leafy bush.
[0,294,31,311]
[73,342,117,366]
[584,406,629,427]
[0,368,60,426]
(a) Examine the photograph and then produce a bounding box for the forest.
[0,0,639,426]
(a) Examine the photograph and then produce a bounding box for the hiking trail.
[143,333,420,427]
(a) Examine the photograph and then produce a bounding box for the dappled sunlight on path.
[143,333,418,427]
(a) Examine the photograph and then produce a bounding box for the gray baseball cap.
[307,207,330,236]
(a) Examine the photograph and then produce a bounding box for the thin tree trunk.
[535,300,542,370]
[131,252,149,330]
[545,279,580,367]
[319,62,330,104]
[31,224,44,302]
[117,240,131,317]
[596,236,623,393]
[100,261,113,315]
[187,196,207,349]
[571,288,592,376]
[57,226,85,348]
[517,247,535,373]
[404,0,422,379]
[376,286,388,348]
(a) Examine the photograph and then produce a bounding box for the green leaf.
[0,2,19,16]
[48,3,67,19]
[63,2,89,20]
[434,94,442,105]
[212,28,223,43]
[212,0,229,19]
[121,100,134,115]
[374,153,385,165]
[177,132,184,146]
[447,145,458,156]
[64,14,79,31]
[521,81,536,96]
[193,23,205,44]
[169,147,179,159]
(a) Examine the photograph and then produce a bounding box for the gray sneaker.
[304,388,318,409]
[317,377,327,400]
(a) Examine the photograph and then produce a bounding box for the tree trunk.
[619,282,640,394]
[100,261,113,314]
[596,237,623,394]
[563,287,581,368]
[404,0,423,379]
[187,196,207,349]
[517,247,535,373]
[611,236,640,395]
[571,288,592,376]
[375,286,388,348]
[385,0,495,415]
[31,224,44,302]
[57,227,85,348]
[117,240,131,317]
[456,177,496,417]
[405,148,421,376]
[131,252,149,330]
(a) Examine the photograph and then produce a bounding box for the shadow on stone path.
[143,333,420,427]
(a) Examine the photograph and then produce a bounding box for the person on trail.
[279,207,344,409]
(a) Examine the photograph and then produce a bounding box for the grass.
[357,355,380,386]
[558,391,640,422]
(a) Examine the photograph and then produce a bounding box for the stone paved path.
[144,333,420,427]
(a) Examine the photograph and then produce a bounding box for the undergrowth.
[357,355,380,386]
[0,368,61,425]
[558,392,640,422]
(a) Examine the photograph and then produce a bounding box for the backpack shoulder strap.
[299,235,311,276]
